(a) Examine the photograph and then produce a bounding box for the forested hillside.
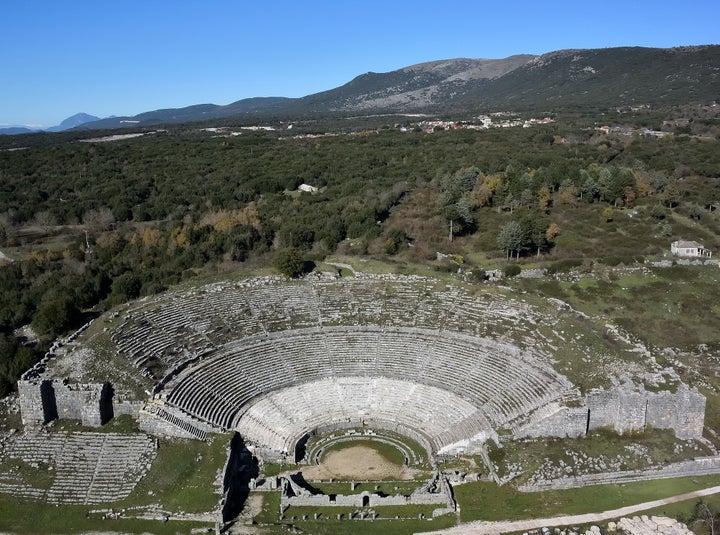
[0,105,719,394]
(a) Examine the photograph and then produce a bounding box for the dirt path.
[422,485,720,535]
[299,445,418,480]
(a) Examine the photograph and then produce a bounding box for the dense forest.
[0,104,719,394]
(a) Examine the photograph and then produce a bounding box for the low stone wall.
[280,473,455,511]
[519,456,720,492]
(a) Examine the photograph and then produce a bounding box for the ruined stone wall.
[587,383,705,439]
[17,380,48,426]
[519,456,720,492]
[517,383,705,440]
[113,400,145,418]
[279,473,453,510]
[644,384,706,439]
[282,491,447,508]
[16,379,112,428]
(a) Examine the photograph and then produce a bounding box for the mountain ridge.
[4,45,719,134]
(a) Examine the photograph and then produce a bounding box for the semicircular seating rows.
[161,326,573,452]
[110,276,575,454]
[110,276,543,378]
[234,377,494,455]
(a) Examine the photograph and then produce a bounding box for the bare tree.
[83,207,116,232]
[33,210,57,232]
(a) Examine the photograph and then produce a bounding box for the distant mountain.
[46,112,100,132]
[293,46,720,114]
[5,46,720,134]
[0,113,101,135]
[85,97,294,129]
[0,126,39,135]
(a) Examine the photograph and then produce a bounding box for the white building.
[671,240,712,258]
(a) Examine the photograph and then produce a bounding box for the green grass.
[454,474,720,523]
[0,500,212,534]
[119,433,231,513]
[256,493,457,535]
[53,414,140,434]
[517,264,720,349]
[0,458,54,490]
[273,515,456,535]
[284,515,456,534]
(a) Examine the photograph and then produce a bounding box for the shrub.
[546,258,584,274]
[273,248,305,278]
[600,255,645,266]
[503,264,521,277]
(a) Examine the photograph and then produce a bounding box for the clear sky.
[1,0,718,127]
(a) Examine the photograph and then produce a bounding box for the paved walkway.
[422,485,720,535]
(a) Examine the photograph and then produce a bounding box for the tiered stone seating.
[235,377,492,454]
[104,275,579,455]
[164,326,573,452]
[111,275,554,378]
[0,432,156,504]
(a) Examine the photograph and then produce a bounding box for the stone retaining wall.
[516,383,705,440]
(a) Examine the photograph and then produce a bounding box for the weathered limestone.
[139,400,218,440]
[516,383,705,440]
[17,379,112,428]
[279,472,454,513]
[0,431,157,504]
[14,275,708,471]
[617,515,693,535]
[520,456,720,491]
[157,325,572,455]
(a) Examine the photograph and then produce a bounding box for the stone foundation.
[279,472,454,512]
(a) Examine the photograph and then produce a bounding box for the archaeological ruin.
[4,273,715,522]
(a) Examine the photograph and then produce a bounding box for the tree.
[440,167,478,237]
[602,206,614,222]
[689,203,703,221]
[32,291,81,337]
[497,221,525,260]
[537,186,552,213]
[273,248,305,278]
[517,210,550,257]
[111,272,142,302]
[546,222,560,243]
[650,204,667,220]
[83,207,116,232]
[692,501,719,535]
[33,210,56,232]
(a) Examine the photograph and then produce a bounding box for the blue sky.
[1,0,718,127]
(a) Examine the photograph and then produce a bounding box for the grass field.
[454,475,720,523]
[0,502,212,535]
